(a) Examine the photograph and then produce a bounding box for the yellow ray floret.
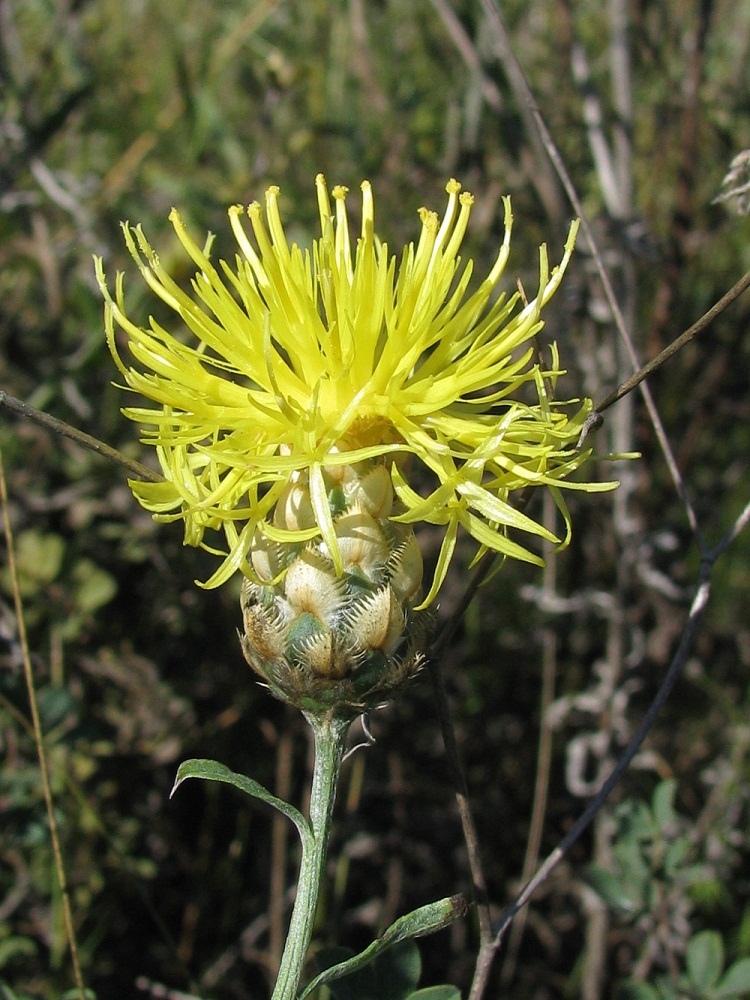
[97,176,615,605]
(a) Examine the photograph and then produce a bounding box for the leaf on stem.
[298,894,470,999]
[170,757,310,842]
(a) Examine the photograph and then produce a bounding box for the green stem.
[271,711,351,1000]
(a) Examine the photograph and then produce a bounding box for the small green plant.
[619,931,750,1000]
[587,780,750,999]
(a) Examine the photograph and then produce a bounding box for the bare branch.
[428,0,504,111]
[480,0,704,546]
[0,390,163,484]
[595,267,750,416]
[0,451,89,999]
[491,546,721,942]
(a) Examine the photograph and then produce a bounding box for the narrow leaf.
[171,758,310,842]
[313,942,420,1000]
[299,895,469,999]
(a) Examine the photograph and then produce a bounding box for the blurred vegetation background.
[1,0,750,997]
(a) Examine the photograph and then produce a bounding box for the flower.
[97,176,613,608]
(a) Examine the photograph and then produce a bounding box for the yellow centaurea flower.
[97,176,612,610]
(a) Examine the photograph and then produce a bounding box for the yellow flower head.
[98,176,612,607]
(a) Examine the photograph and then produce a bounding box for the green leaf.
[586,865,642,913]
[72,558,117,613]
[679,863,715,888]
[170,758,309,842]
[362,940,421,1000]
[299,896,469,1000]
[614,832,651,889]
[716,958,750,998]
[664,835,692,875]
[311,947,365,1000]
[37,686,76,730]
[687,931,725,990]
[652,779,677,829]
[617,983,661,1000]
[406,986,462,999]
[621,800,656,841]
[0,530,65,596]
[689,877,730,910]
[0,935,37,966]
[737,905,750,956]
[314,940,421,1000]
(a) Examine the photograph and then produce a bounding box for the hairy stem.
[271,712,350,1000]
